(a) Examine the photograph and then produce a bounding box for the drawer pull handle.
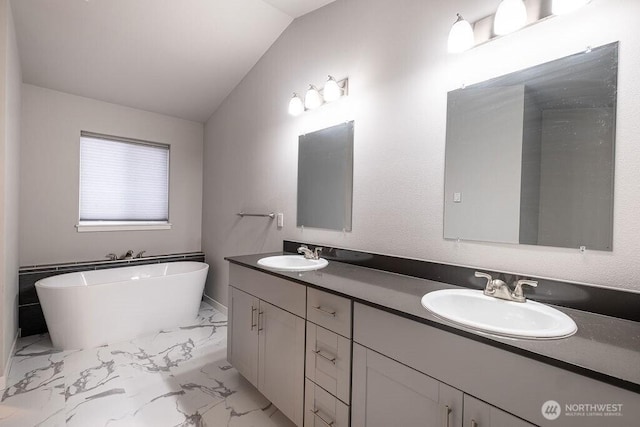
[250,306,257,331]
[313,305,336,317]
[258,310,264,332]
[442,405,451,427]
[313,349,337,364]
[311,409,334,426]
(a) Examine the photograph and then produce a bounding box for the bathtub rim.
[34,261,209,289]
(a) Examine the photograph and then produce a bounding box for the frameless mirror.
[297,121,354,231]
[444,42,617,251]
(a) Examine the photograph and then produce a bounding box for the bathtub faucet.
[118,250,134,260]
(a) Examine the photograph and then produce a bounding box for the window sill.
[76,221,172,232]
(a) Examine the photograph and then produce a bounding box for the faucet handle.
[313,247,323,259]
[475,271,493,291]
[512,279,538,302]
[106,253,118,261]
[297,245,315,259]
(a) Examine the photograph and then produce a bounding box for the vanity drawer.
[306,322,351,404]
[305,378,350,427]
[307,287,352,338]
[229,263,306,317]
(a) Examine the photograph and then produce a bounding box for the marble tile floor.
[0,302,296,427]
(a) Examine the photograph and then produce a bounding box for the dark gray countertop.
[226,252,640,393]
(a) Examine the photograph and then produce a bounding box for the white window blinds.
[79,132,169,222]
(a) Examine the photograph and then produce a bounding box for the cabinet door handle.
[250,306,257,331]
[310,408,334,426]
[312,305,336,317]
[442,405,451,427]
[258,310,264,332]
[312,349,337,364]
[471,420,478,427]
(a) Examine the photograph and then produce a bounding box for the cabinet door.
[258,300,305,427]
[464,395,536,427]
[228,286,259,387]
[352,343,463,427]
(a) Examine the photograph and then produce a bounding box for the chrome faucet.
[119,250,134,260]
[297,245,323,260]
[475,272,537,303]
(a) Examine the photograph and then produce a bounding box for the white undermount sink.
[257,255,328,272]
[421,289,577,339]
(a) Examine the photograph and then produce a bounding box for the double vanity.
[226,245,640,427]
[221,40,632,427]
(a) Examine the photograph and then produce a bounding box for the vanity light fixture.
[288,93,304,116]
[447,14,475,53]
[494,0,528,35]
[304,85,323,110]
[552,0,591,15]
[451,0,591,53]
[288,76,349,115]
[323,75,343,102]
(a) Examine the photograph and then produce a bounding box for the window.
[77,131,171,232]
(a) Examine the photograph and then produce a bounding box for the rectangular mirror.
[297,121,354,231]
[444,42,618,251]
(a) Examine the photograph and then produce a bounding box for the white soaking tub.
[35,261,208,350]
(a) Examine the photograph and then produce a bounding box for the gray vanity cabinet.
[353,302,640,427]
[228,265,306,427]
[351,343,463,427]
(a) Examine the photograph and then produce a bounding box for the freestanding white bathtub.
[35,261,208,350]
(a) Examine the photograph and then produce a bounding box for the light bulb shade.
[494,0,528,36]
[447,14,475,53]
[323,76,342,102]
[288,93,304,116]
[304,85,323,109]
[552,0,590,15]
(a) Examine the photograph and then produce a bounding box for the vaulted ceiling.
[11,0,336,122]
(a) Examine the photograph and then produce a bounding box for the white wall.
[202,0,640,306]
[20,84,204,265]
[0,0,21,382]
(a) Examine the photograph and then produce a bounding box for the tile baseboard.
[0,329,20,390]
[203,294,227,315]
